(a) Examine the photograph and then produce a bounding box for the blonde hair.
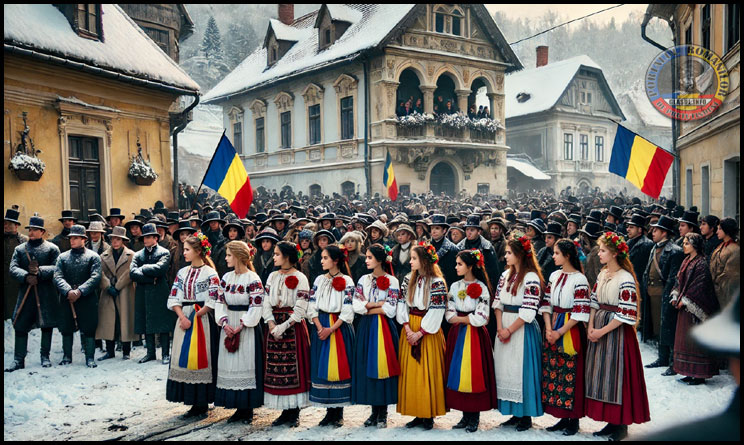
[597,237,642,327]
[407,245,446,307]
[225,240,256,272]
[184,235,216,270]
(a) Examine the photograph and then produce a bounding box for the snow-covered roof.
[506,156,551,180]
[505,55,616,120]
[618,82,671,128]
[268,19,310,43]
[4,4,199,93]
[204,4,522,104]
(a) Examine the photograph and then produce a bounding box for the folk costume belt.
[503,304,521,313]
[553,306,571,314]
[227,304,251,311]
[599,304,619,312]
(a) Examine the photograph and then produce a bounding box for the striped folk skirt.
[673,309,719,379]
[542,311,587,419]
[263,307,311,410]
[166,304,219,406]
[351,313,400,406]
[308,311,354,407]
[584,308,650,425]
[444,320,498,412]
[397,312,447,419]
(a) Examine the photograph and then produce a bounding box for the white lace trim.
[216,375,257,390]
[263,392,309,410]
[681,296,709,322]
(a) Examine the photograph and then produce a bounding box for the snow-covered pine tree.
[224,23,258,71]
[201,15,224,62]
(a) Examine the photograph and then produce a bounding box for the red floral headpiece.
[517,236,532,256]
[295,243,304,260]
[195,232,212,257]
[417,241,439,264]
[470,249,485,268]
[602,231,629,259]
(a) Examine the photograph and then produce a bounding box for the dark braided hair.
[367,243,394,275]
[323,244,352,277]
[276,241,300,266]
[456,249,493,295]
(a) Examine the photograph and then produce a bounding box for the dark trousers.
[13,328,53,361]
[145,333,170,358]
[63,333,96,360]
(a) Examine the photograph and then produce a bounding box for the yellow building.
[646,4,740,222]
[4,4,199,237]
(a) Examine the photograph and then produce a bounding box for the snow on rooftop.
[622,82,672,128]
[4,4,199,92]
[269,19,311,42]
[505,55,601,119]
[203,4,415,103]
[325,4,363,24]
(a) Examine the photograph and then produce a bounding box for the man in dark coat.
[486,216,508,272]
[201,211,226,264]
[53,224,102,368]
[130,223,174,364]
[537,222,562,280]
[525,218,547,255]
[51,209,77,253]
[428,215,459,288]
[5,215,60,372]
[125,218,145,252]
[390,224,415,285]
[643,216,684,375]
[4,207,28,320]
[626,213,654,300]
[699,215,722,263]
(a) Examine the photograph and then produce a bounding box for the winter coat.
[703,235,722,264]
[302,248,324,285]
[212,239,232,278]
[53,247,102,336]
[491,235,507,272]
[530,236,546,257]
[709,241,740,309]
[431,235,459,288]
[456,235,502,288]
[4,232,28,320]
[130,244,175,334]
[347,252,369,284]
[670,254,719,322]
[127,235,144,253]
[96,246,137,342]
[86,239,110,256]
[168,241,190,287]
[9,239,60,332]
[51,228,71,253]
[537,245,558,280]
[390,243,413,286]
[253,249,275,285]
[584,245,602,289]
[627,235,654,289]
[641,240,684,344]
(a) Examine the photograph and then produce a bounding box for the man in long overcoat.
[4,208,28,320]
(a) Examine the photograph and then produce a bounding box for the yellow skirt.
[397,314,447,418]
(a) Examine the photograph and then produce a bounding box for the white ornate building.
[203,4,522,199]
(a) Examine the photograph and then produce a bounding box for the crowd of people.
[395,94,492,119]
[3,185,740,440]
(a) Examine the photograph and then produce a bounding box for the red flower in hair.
[332,276,347,292]
[285,275,299,290]
[466,283,482,299]
[376,276,390,291]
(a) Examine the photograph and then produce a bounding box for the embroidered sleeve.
[396,274,411,325]
[538,277,553,315]
[589,281,600,310]
[204,273,220,310]
[339,278,355,324]
[570,282,591,322]
[352,281,368,315]
[467,283,490,327]
[421,279,447,334]
[261,275,275,324]
[382,278,400,319]
[241,278,265,328]
[614,280,639,325]
[167,270,186,310]
[215,277,228,325]
[518,275,541,323]
[292,275,310,324]
[492,272,506,311]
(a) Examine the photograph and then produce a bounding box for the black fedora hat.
[166,211,180,224]
[25,215,45,230]
[124,218,144,230]
[135,208,153,222]
[650,215,677,233]
[678,210,700,228]
[201,211,225,230]
[255,227,281,243]
[148,217,169,230]
[567,214,582,226]
[603,222,618,233]
[318,212,337,222]
[608,206,623,220]
[586,210,603,223]
[173,220,197,237]
[626,213,647,229]
[527,218,546,234]
[105,208,126,221]
[579,221,603,239]
[67,224,88,239]
[5,208,21,225]
[141,223,160,238]
[463,215,482,229]
[58,209,78,222]
[544,222,563,237]
[529,209,542,221]
[222,220,246,240]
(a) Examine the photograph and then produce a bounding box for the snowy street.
[4,319,736,441]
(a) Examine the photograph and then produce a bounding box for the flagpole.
[190,129,227,215]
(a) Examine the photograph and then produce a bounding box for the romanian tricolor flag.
[552,312,580,356]
[446,324,486,393]
[609,124,673,199]
[365,314,400,379]
[383,150,398,201]
[202,134,253,218]
[178,304,209,370]
[317,313,351,382]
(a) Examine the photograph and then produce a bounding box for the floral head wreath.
[516,235,532,256]
[195,232,212,257]
[602,231,629,259]
[418,241,439,264]
[470,249,485,268]
[295,243,304,261]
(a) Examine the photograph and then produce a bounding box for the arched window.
[309,184,322,197]
[396,68,423,116]
[433,5,465,37]
[434,74,457,115]
[341,181,355,197]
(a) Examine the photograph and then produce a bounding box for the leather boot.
[376,406,388,428]
[422,417,434,430]
[5,359,24,372]
[286,408,301,427]
[139,334,157,363]
[319,408,334,426]
[516,416,532,432]
[547,418,570,432]
[594,423,617,436]
[364,406,380,427]
[453,412,470,429]
[609,424,628,441]
[60,334,73,365]
[563,418,580,436]
[7,331,29,371]
[272,410,290,426]
[122,342,131,360]
[85,335,97,368]
[98,340,116,361]
[465,412,480,433]
[160,333,170,364]
[330,407,344,428]
[40,328,53,360]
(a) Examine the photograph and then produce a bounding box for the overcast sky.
[485,4,649,26]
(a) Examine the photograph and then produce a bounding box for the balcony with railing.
[393,112,503,145]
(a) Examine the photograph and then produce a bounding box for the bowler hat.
[587,210,603,223]
[67,224,88,239]
[166,211,180,224]
[58,209,78,222]
[626,214,647,229]
[544,222,563,237]
[608,206,623,220]
[109,226,130,241]
[141,223,160,239]
[5,208,21,225]
[463,215,482,229]
[578,221,602,239]
[603,222,618,233]
[86,221,107,233]
[174,220,197,237]
[106,208,126,221]
[25,215,45,230]
[527,218,546,234]
[650,215,677,233]
[678,211,700,228]
[201,211,225,230]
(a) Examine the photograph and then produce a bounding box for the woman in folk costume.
[670,233,720,385]
[445,249,498,433]
[397,242,448,430]
[213,241,266,424]
[584,232,650,441]
[307,244,356,427]
[538,239,591,436]
[351,243,401,428]
[263,241,311,428]
[166,233,221,420]
[492,234,544,432]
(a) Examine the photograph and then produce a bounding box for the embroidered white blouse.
[445,279,490,327]
[307,274,355,324]
[215,270,265,328]
[396,274,448,334]
[168,265,220,310]
[492,270,541,323]
[261,270,310,325]
[352,273,399,319]
[590,268,639,325]
[538,270,591,323]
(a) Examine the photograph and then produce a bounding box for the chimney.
[536,45,549,68]
[278,4,294,25]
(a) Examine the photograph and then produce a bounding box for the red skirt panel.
[444,323,499,412]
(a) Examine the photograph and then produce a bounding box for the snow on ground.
[4,319,736,441]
